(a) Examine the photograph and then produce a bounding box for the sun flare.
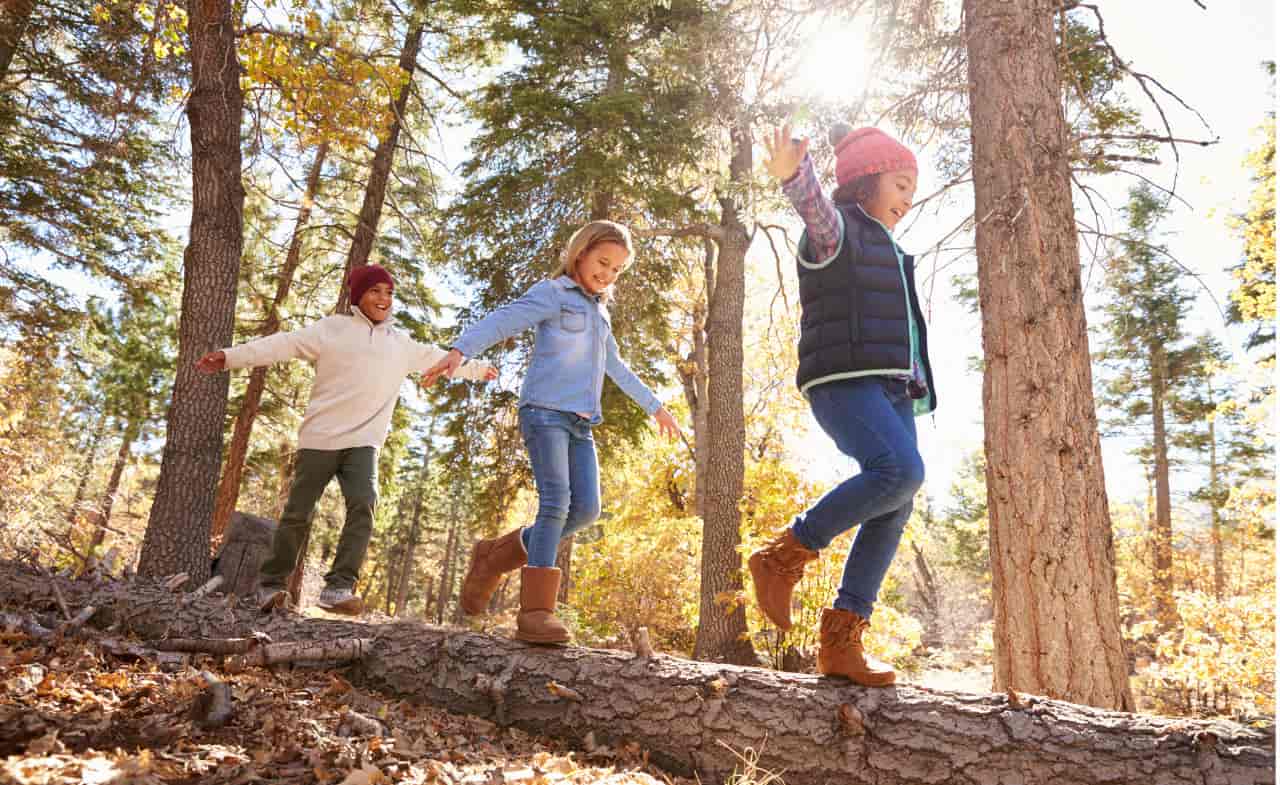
[792,20,874,105]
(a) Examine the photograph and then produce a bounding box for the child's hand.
[195,350,226,374]
[653,406,682,441]
[762,124,809,181]
[423,348,464,385]
[482,364,498,381]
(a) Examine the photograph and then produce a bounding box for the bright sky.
[780,0,1276,512]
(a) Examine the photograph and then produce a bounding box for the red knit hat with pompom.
[833,127,917,188]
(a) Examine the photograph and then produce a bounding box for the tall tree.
[85,291,175,552]
[1168,335,1231,598]
[688,117,755,664]
[137,0,245,583]
[1094,184,1195,626]
[334,21,426,308]
[964,0,1133,710]
[209,142,329,548]
[0,0,33,79]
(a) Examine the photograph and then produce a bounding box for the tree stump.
[212,511,275,597]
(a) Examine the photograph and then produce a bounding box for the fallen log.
[0,562,1271,785]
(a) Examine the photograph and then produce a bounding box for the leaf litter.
[0,624,695,785]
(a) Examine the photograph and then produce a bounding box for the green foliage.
[940,449,990,584]
[1,0,181,300]
[1094,184,1196,448]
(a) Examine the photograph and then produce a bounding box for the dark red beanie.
[348,264,394,308]
[834,127,917,189]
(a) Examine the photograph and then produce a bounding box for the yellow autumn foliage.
[1227,117,1276,326]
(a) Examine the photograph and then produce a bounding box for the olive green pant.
[259,446,378,592]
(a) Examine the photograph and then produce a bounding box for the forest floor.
[0,600,701,785]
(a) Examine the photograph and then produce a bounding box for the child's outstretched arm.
[411,343,497,382]
[763,124,842,263]
[195,321,328,374]
[604,333,682,441]
[421,280,560,385]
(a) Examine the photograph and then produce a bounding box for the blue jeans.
[791,377,925,618]
[517,405,602,567]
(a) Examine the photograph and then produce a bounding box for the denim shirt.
[452,276,661,424]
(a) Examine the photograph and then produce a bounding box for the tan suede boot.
[460,528,527,616]
[818,608,896,686]
[515,566,571,645]
[747,529,819,630]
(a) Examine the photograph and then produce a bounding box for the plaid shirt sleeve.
[780,154,841,262]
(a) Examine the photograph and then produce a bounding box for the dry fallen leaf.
[338,761,387,785]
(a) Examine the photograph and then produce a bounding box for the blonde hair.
[549,220,635,287]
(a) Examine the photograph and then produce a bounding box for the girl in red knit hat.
[196,264,497,615]
[749,123,938,686]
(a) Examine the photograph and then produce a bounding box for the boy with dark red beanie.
[197,264,496,614]
[748,123,938,686]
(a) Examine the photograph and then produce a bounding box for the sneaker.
[317,587,365,615]
[256,586,289,613]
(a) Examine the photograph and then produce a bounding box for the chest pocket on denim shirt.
[560,305,587,332]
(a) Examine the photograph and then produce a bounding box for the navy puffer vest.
[795,205,937,413]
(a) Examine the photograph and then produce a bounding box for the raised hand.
[422,348,464,386]
[762,123,809,181]
[195,350,226,374]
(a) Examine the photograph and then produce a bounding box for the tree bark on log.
[2,563,1270,785]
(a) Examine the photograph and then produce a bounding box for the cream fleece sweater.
[222,308,488,451]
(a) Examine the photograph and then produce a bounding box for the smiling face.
[861,167,917,231]
[357,282,394,323]
[571,241,630,296]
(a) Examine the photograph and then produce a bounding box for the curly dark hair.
[832,173,880,209]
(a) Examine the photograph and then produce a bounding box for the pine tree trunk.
[677,239,714,520]
[394,486,424,616]
[210,142,329,550]
[0,0,33,82]
[137,0,244,585]
[437,509,459,625]
[964,0,1133,710]
[1208,414,1224,599]
[65,415,107,532]
[89,418,141,552]
[4,565,1271,785]
[693,122,755,666]
[1150,342,1175,625]
[335,24,425,310]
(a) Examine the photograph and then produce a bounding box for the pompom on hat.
[347,264,395,308]
[830,123,917,189]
